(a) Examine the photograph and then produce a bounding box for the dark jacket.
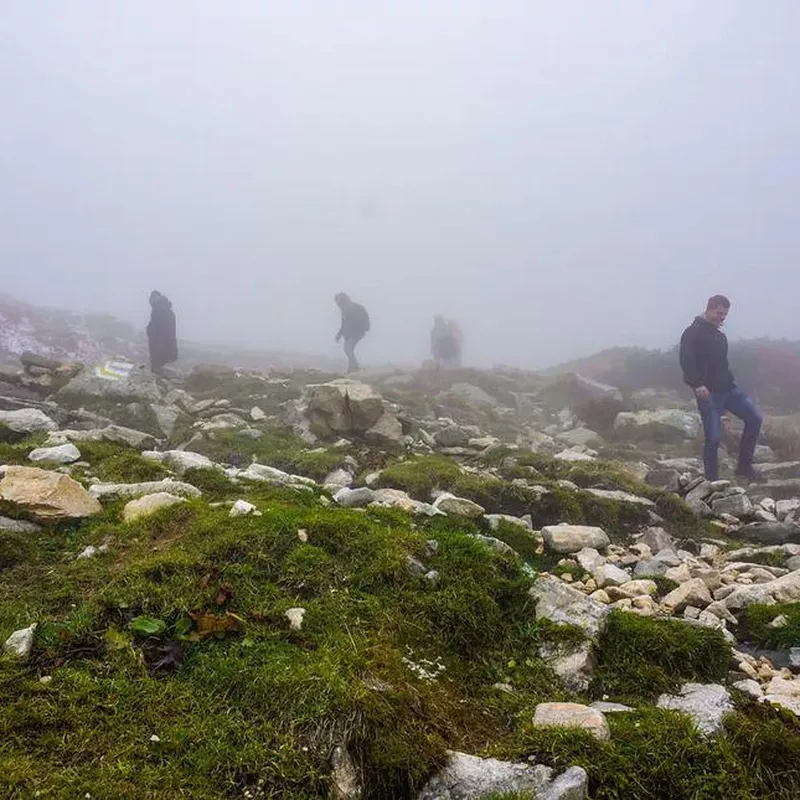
[147,293,178,370]
[337,302,370,341]
[679,316,735,392]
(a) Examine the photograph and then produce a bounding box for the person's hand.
[334,333,341,343]
[694,386,711,401]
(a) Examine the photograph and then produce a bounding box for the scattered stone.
[542,524,610,554]
[590,701,633,713]
[2,624,36,659]
[434,426,471,448]
[90,479,201,501]
[539,640,595,693]
[27,443,82,464]
[323,468,353,491]
[433,493,485,519]
[417,750,588,800]
[657,683,733,736]
[533,702,610,741]
[661,578,713,613]
[576,547,605,573]
[284,607,306,631]
[614,409,701,442]
[711,492,753,517]
[143,450,214,474]
[333,487,377,508]
[365,412,404,447]
[732,679,763,699]
[150,404,181,438]
[530,576,610,638]
[472,534,518,557]
[554,449,597,463]
[122,492,186,523]
[230,500,259,517]
[592,563,630,588]
[485,513,533,531]
[558,427,604,448]
[238,463,315,490]
[0,408,58,434]
[370,488,419,513]
[58,364,162,403]
[584,488,655,507]
[617,580,658,598]
[250,406,266,422]
[98,425,158,450]
[305,379,386,436]
[0,466,102,521]
[0,515,42,534]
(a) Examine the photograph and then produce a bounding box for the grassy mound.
[375,456,658,541]
[0,496,554,798]
[593,610,731,702]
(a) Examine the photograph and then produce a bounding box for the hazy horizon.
[2,1,799,370]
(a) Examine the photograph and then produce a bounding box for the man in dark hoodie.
[679,294,762,481]
[146,291,178,375]
[334,292,370,373]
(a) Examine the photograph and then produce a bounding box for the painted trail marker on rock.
[93,360,135,381]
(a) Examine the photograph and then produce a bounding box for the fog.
[1,1,799,369]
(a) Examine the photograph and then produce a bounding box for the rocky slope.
[0,293,342,374]
[1,356,800,799]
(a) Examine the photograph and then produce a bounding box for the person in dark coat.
[430,315,463,369]
[334,292,370,373]
[679,294,762,481]
[146,291,178,375]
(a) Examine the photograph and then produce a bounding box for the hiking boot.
[734,466,760,483]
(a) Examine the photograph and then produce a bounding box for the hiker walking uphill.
[679,294,762,482]
[334,292,369,373]
[430,315,463,369]
[146,291,178,376]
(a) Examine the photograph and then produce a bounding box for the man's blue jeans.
[696,388,762,480]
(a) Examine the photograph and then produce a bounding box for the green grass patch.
[76,441,171,483]
[495,700,800,799]
[191,427,345,481]
[0,433,48,463]
[181,467,241,501]
[593,610,731,702]
[738,603,800,649]
[0,530,35,570]
[374,456,462,500]
[483,520,541,564]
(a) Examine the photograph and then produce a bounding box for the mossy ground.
[190,427,347,482]
[0,491,560,799]
[374,454,705,544]
[3,441,800,798]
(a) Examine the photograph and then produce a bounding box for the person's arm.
[679,328,708,398]
[335,314,344,342]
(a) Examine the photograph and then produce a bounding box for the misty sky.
[2,1,799,368]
